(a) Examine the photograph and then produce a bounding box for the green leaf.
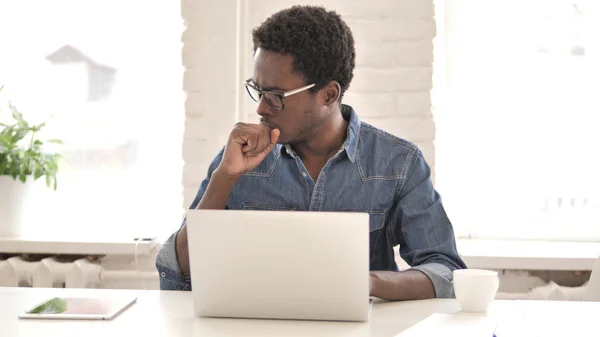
[46,139,63,144]
[33,140,43,146]
[30,121,46,131]
[34,165,44,180]
[14,129,29,142]
[9,101,26,126]
[45,175,51,188]
[9,160,18,179]
[23,160,31,175]
[0,160,7,175]
[1,125,14,137]
[19,172,26,183]
[0,134,10,147]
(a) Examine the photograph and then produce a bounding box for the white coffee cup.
[453,269,499,313]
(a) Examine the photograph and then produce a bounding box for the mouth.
[259,117,277,129]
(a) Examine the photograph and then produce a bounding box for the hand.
[368,270,435,301]
[370,272,377,297]
[217,122,280,179]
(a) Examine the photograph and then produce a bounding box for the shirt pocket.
[367,211,385,263]
[242,203,296,211]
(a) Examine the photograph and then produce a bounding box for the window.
[0,0,183,240]
[435,0,600,241]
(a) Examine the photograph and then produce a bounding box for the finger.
[260,141,277,156]
[241,136,253,152]
[260,129,280,155]
[270,128,280,144]
[248,128,272,155]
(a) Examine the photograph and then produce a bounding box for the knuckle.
[232,123,244,132]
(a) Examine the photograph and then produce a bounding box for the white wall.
[181,0,437,208]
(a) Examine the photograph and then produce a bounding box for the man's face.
[251,48,325,144]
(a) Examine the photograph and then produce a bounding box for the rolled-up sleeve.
[395,148,467,298]
[156,231,191,290]
[155,148,225,290]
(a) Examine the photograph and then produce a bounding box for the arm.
[370,148,467,300]
[175,126,280,276]
[175,168,239,275]
[155,124,280,290]
[370,270,434,300]
[155,149,226,290]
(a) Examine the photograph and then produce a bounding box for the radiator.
[0,255,158,289]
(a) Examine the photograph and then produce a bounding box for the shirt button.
[161,272,166,278]
[302,172,307,178]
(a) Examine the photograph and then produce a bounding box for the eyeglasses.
[244,79,315,111]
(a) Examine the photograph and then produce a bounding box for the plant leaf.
[0,160,7,175]
[1,125,14,137]
[31,121,46,131]
[46,139,63,144]
[34,166,44,180]
[10,160,19,179]
[14,129,29,142]
[0,134,10,147]
[9,101,26,126]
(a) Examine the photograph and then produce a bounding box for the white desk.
[2,287,599,337]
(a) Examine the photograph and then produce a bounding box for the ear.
[322,81,341,106]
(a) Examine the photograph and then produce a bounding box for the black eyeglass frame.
[244,79,316,111]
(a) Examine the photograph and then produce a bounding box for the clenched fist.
[217,122,280,179]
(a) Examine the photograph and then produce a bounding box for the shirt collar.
[280,104,361,163]
[341,104,360,163]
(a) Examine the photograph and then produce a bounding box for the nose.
[256,96,273,118]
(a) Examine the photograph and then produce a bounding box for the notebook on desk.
[186,210,372,322]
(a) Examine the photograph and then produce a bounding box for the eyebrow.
[251,79,285,92]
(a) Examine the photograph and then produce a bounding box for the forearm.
[370,270,435,301]
[176,168,239,275]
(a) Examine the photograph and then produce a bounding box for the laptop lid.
[187,210,370,322]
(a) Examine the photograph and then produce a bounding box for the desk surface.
[2,287,599,337]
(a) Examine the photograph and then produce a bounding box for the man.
[156,5,466,300]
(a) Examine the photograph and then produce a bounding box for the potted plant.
[0,85,62,237]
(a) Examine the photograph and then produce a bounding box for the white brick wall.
[181,0,238,207]
[181,0,437,207]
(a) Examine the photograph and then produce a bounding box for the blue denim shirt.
[156,104,466,297]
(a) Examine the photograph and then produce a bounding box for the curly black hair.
[252,5,355,99]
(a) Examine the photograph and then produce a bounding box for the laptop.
[186,210,371,322]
